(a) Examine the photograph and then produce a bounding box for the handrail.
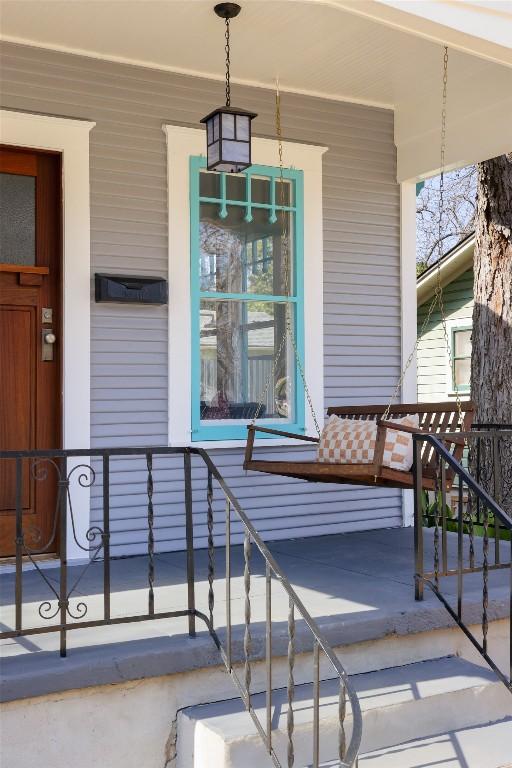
[198,448,363,768]
[413,432,512,693]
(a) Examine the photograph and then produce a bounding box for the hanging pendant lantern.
[201,3,257,173]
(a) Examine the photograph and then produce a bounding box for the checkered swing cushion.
[317,414,419,470]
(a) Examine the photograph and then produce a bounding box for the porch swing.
[243,47,474,491]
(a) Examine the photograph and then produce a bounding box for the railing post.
[265,562,272,754]
[184,449,196,637]
[457,479,464,620]
[58,459,69,657]
[207,469,215,628]
[102,453,111,622]
[492,430,501,564]
[146,451,155,617]
[225,500,232,669]
[413,437,424,601]
[15,457,23,634]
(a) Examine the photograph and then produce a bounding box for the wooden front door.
[0,147,62,557]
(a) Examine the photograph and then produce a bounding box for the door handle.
[42,329,56,361]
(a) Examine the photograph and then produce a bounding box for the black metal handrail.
[413,432,512,693]
[197,449,362,768]
[0,446,362,768]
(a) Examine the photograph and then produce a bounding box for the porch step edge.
[177,655,510,767]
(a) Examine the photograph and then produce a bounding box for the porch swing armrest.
[377,420,465,445]
[246,425,320,442]
[244,424,319,465]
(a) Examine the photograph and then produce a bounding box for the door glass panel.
[0,173,36,266]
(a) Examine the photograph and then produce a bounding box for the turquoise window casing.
[190,156,305,441]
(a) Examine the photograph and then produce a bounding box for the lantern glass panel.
[207,118,213,145]
[236,115,249,140]
[208,140,220,167]
[213,114,219,141]
[222,112,235,139]
[222,140,250,165]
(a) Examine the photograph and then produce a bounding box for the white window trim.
[163,125,326,448]
[444,318,472,400]
[0,109,95,562]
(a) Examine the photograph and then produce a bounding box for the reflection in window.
[200,300,294,421]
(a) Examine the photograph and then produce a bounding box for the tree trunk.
[471,153,512,511]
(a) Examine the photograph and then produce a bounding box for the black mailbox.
[95,274,168,305]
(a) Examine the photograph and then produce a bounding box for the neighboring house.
[417,234,474,402]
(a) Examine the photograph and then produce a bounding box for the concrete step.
[359,718,512,767]
[177,656,512,767]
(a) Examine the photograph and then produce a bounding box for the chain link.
[224,18,231,107]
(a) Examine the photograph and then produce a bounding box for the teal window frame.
[451,325,472,393]
[190,156,305,441]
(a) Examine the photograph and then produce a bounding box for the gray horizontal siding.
[417,269,473,402]
[1,41,402,555]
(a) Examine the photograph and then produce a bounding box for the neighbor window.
[190,157,305,440]
[452,327,471,391]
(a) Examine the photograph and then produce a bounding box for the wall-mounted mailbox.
[95,274,168,305]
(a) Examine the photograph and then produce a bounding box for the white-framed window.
[451,325,472,392]
[163,125,326,447]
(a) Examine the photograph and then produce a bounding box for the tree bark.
[471,153,512,511]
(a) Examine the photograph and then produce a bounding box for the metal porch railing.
[413,429,512,693]
[0,446,362,768]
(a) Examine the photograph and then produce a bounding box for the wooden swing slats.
[243,401,474,491]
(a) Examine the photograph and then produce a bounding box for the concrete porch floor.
[1,527,510,701]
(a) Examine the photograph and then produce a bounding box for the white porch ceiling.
[1,0,511,179]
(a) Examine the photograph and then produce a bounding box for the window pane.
[454,329,471,358]
[274,177,292,206]
[200,299,295,422]
[226,174,246,201]
[251,176,271,204]
[454,358,471,388]
[199,203,293,295]
[200,171,220,198]
[0,173,36,266]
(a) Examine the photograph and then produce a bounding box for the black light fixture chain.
[224,17,231,107]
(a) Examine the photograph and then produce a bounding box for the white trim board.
[0,109,95,562]
[400,181,418,527]
[163,125,327,448]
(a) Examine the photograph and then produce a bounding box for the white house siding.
[417,269,474,402]
[0,42,402,555]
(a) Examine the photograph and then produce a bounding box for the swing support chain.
[251,80,321,437]
[252,46,463,446]
[383,46,465,434]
